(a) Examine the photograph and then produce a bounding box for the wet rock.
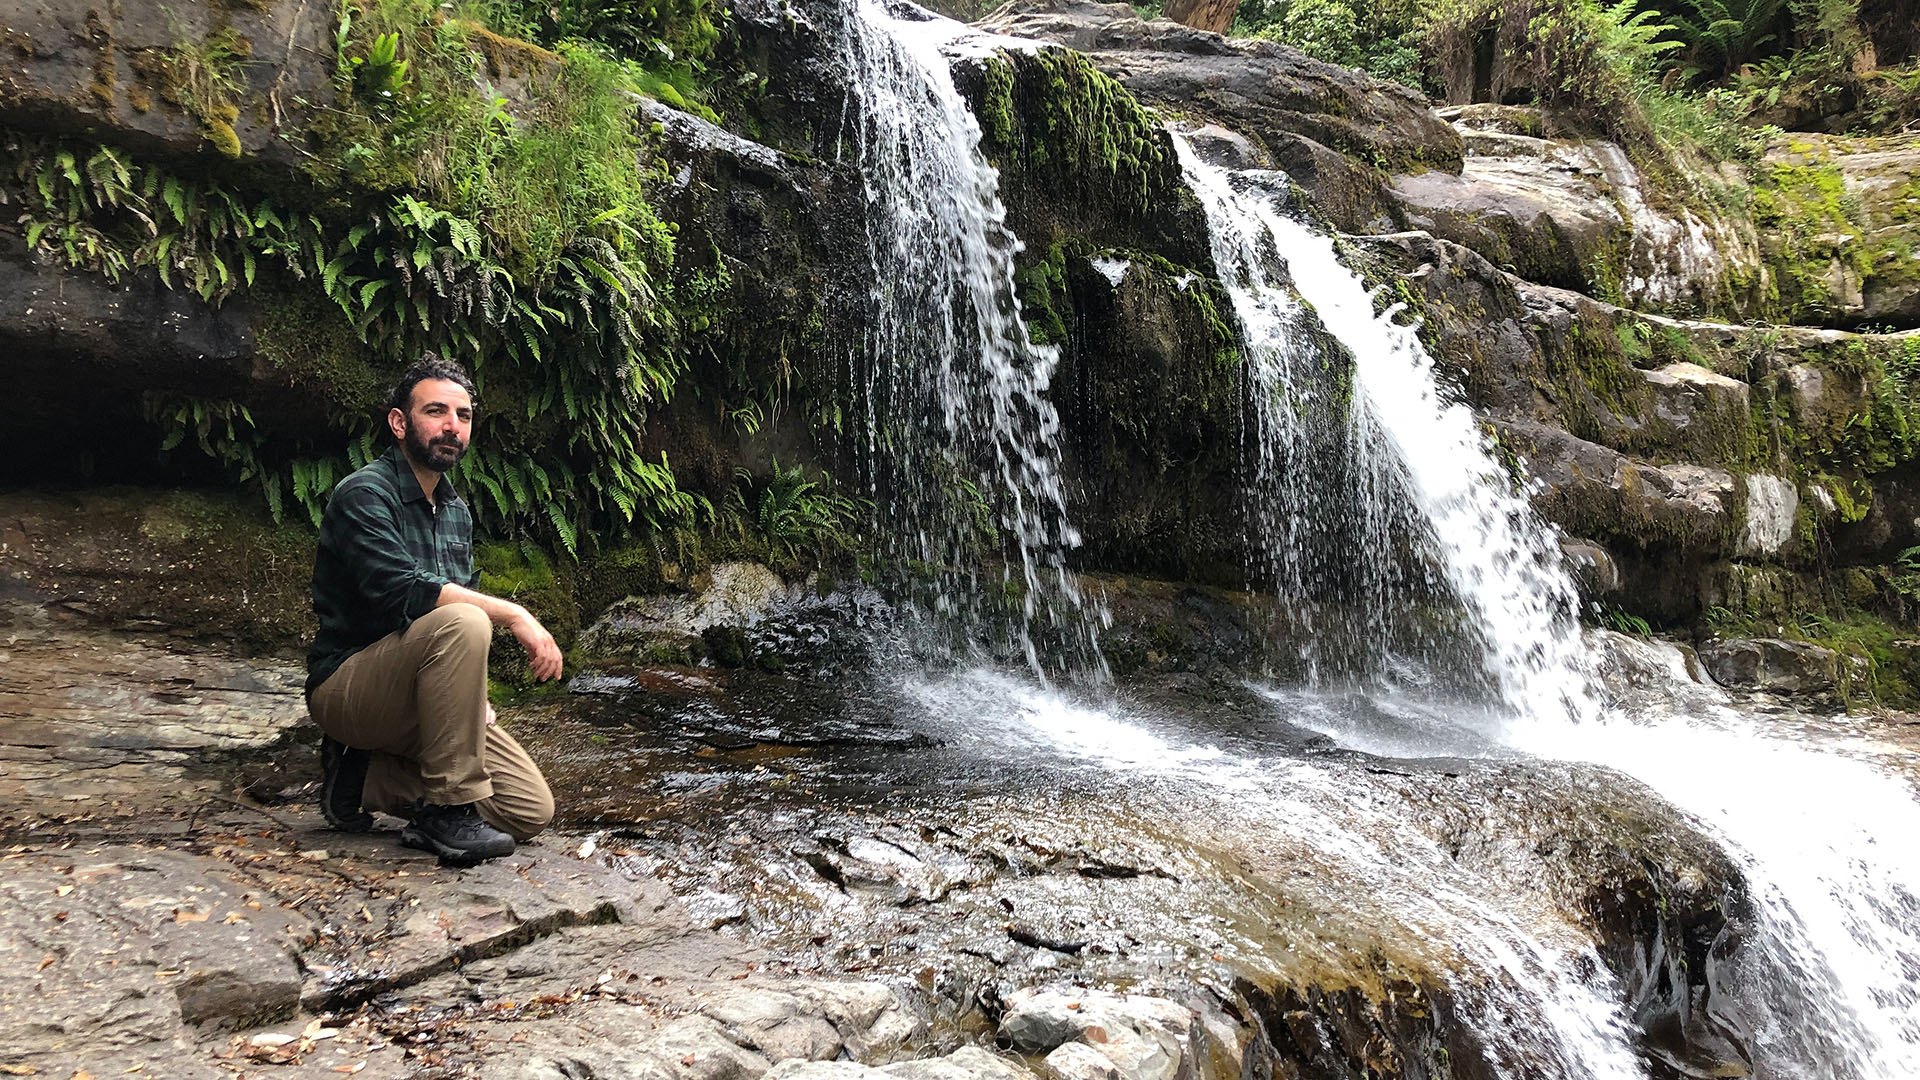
[998,988,1196,1080]
[703,981,924,1062]
[1386,130,1760,313]
[1499,420,1737,554]
[1699,638,1842,697]
[1640,362,1751,429]
[973,0,1460,177]
[771,1046,1038,1080]
[492,1013,776,1080]
[0,490,316,650]
[0,0,335,168]
[306,845,660,1008]
[577,563,796,666]
[0,845,309,1067]
[1043,1041,1123,1080]
[1559,538,1622,597]
[1758,133,1920,328]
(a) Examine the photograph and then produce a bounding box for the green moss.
[252,287,389,414]
[965,48,1173,220]
[1751,154,1874,325]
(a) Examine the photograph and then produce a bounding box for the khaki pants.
[308,604,554,841]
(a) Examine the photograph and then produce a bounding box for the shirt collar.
[382,444,459,506]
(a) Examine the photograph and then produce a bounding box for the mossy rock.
[0,487,315,652]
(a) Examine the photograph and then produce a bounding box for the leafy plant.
[726,461,860,566]
[1590,599,1654,636]
[1668,0,1786,75]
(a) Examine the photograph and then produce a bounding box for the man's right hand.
[511,612,564,682]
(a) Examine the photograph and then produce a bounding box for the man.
[307,354,564,863]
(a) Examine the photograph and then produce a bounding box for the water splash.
[1173,133,1595,727]
[1517,648,1920,1080]
[910,668,1649,1080]
[834,4,1104,676]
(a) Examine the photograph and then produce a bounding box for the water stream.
[834,0,1104,676]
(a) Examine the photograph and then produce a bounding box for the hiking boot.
[401,801,515,865]
[319,736,373,833]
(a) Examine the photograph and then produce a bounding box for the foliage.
[724,461,862,568]
[3,111,693,553]
[465,0,724,120]
[1589,600,1654,635]
[1237,0,1426,88]
[1666,0,1786,76]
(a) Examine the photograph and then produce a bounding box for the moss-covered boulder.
[1754,133,1920,330]
[0,0,335,165]
[972,0,1462,174]
[1385,107,1763,319]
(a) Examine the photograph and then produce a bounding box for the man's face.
[390,378,474,473]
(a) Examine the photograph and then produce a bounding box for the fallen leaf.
[122,1067,145,1074]
[154,969,181,978]
[173,909,208,924]
[54,885,73,897]
[0,1065,37,1076]
[36,954,54,972]
[70,1071,93,1080]
[681,1056,697,1066]
[332,1065,366,1076]
[222,912,247,925]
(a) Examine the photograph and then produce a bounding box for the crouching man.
[307,354,563,863]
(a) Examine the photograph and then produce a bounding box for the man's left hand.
[512,612,564,682]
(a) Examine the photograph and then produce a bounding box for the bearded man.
[306,354,563,863]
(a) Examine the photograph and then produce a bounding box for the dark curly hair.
[388,352,478,416]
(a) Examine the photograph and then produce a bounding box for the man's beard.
[405,421,465,473]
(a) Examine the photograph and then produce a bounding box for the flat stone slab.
[0,600,307,820]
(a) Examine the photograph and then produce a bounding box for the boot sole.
[400,824,514,866]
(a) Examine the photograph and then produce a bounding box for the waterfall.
[1173,135,1595,727]
[1170,134,1920,1078]
[833,0,1105,676]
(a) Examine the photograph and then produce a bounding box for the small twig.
[197,792,305,835]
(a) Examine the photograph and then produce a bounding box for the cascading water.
[833,0,1104,675]
[1169,132,1920,1078]
[1173,134,1595,727]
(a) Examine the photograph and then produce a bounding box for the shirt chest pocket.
[444,540,471,576]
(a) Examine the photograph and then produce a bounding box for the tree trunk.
[1161,0,1241,36]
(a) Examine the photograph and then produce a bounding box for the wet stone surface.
[8,604,1915,1078]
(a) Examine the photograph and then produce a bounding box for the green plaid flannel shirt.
[306,445,479,697]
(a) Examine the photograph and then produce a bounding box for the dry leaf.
[680,1056,697,1066]
[331,1064,366,1075]
[121,1067,145,1074]
[70,1071,94,1080]
[153,969,181,978]
[222,912,247,925]
[36,954,54,972]
[172,909,208,924]
[54,885,73,897]
[0,1065,38,1076]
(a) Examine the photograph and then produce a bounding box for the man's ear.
[387,407,408,443]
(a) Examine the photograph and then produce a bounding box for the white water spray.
[835,4,1104,675]
[1174,135,1594,726]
